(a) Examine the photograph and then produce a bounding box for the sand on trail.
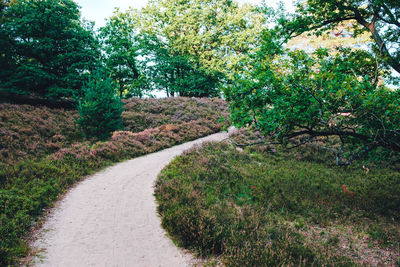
[31,129,232,267]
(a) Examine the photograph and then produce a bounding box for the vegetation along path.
[32,129,233,266]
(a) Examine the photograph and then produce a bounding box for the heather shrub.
[0,103,81,164]
[77,72,124,140]
[0,97,229,165]
[0,156,108,265]
[122,97,229,132]
[155,141,400,266]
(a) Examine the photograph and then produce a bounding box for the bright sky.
[75,0,295,28]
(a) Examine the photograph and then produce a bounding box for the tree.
[139,35,222,97]
[100,11,148,98]
[286,0,400,74]
[0,0,101,98]
[224,24,400,164]
[77,71,124,140]
[127,0,266,79]
[0,0,16,88]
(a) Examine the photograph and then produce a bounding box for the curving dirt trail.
[31,129,232,267]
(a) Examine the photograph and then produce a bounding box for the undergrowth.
[0,97,229,265]
[155,129,400,266]
[0,97,229,164]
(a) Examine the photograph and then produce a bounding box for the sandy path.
[31,129,231,267]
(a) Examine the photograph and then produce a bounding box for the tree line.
[0,0,264,99]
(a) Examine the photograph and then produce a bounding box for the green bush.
[77,72,124,140]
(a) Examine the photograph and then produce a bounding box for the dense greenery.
[138,35,222,97]
[155,132,400,266]
[224,2,400,163]
[77,72,124,140]
[286,0,400,75]
[129,0,265,76]
[99,13,146,98]
[0,0,266,99]
[0,0,101,98]
[109,0,266,96]
[0,98,229,265]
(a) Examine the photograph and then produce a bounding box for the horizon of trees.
[0,0,266,99]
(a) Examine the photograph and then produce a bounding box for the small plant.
[77,71,124,140]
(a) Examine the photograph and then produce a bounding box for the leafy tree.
[126,0,266,78]
[286,0,400,74]
[77,71,124,140]
[224,24,400,164]
[139,35,222,97]
[100,11,148,98]
[0,0,101,98]
[0,0,16,87]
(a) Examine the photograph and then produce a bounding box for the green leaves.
[225,27,400,161]
[287,0,400,74]
[0,0,101,99]
[77,71,124,140]
[99,13,147,98]
[128,0,266,79]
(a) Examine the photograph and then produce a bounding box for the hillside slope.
[0,97,229,265]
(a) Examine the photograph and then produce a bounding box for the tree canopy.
[286,0,400,74]
[224,2,400,163]
[99,12,147,98]
[0,0,101,98]
[128,0,266,78]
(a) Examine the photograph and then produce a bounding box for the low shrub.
[0,97,230,165]
[155,140,400,266]
[122,97,229,132]
[0,156,108,265]
[0,103,81,165]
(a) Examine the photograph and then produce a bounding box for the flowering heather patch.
[155,141,400,266]
[122,97,229,132]
[0,103,81,164]
[51,119,220,162]
[0,97,229,165]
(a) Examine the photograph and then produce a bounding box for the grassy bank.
[0,97,229,265]
[155,129,400,266]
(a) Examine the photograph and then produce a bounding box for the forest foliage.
[224,0,400,164]
[0,0,101,98]
[0,0,266,99]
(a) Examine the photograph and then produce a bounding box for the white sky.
[75,0,295,28]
